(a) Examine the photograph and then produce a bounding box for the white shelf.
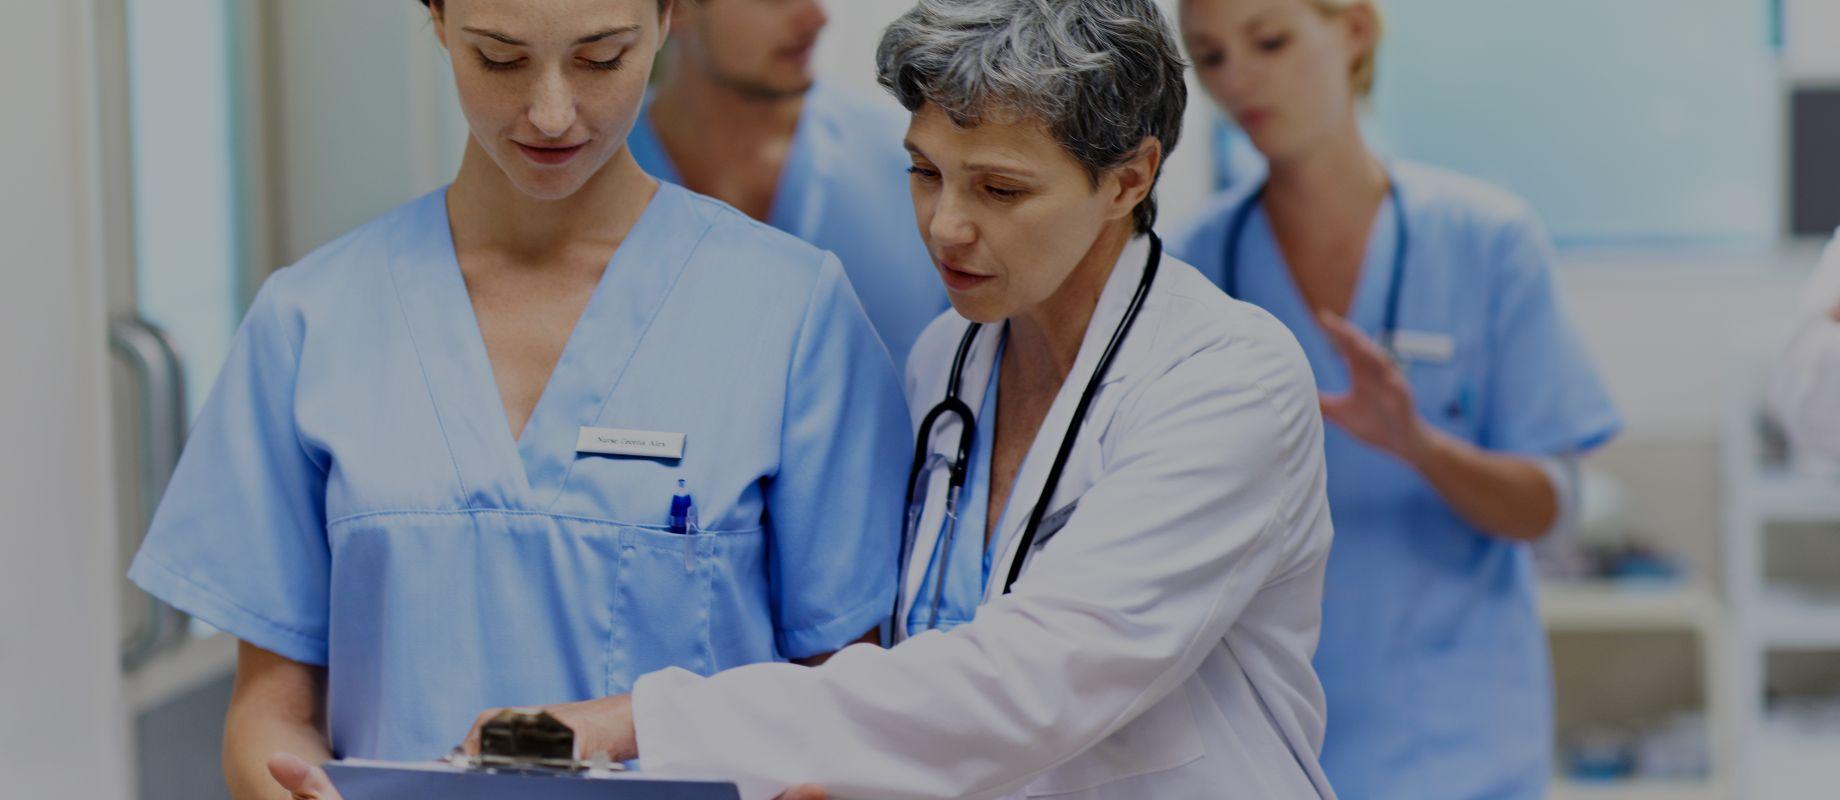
[1752,724,1840,796]
[1741,466,1840,523]
[1541,582,1721,634]
[1724,381,1840,798]
[1548,779,1723,800]
[1755,588,1840,650]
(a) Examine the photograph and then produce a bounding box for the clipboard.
[324,708,741,800]
[324,759,740,799]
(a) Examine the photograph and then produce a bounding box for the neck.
[446,139,657,262]
[650,56,807,152]
[1008,219,1137,382]
[1263,119,1388,223]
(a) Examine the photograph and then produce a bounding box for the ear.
[1106,137,1164,223]
[1337,3,1379,74]
[428,2,449,50]
[667,0,697,36]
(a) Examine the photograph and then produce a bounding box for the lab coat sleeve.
[765,253,909,659]
[126,274,332,666]
[1770,230,1840,458]
[633,330,1329,800]
[1480,214,1623,456]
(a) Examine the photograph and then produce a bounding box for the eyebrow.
[905,141,1039,179]
[1243,10,1280,32]
[461,25,640,46]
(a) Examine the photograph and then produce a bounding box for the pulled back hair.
[416,0,671,11]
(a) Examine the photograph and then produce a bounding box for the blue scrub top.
[903,334,1005,638]
[128,183,910,761]
[628,84,949,369]
[1169,161,1623,799]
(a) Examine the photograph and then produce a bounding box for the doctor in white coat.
[462,1,1336,797]
[1773,228,1840,459]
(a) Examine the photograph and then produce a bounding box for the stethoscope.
[894,234,1163,635]
[1223,177,1410,357]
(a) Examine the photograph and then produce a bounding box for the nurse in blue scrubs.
[125,0,907,797]
[629,0,949,366]
[1171,0,1622,797]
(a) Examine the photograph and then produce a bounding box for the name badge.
[1389,330,1456,365]
[575,427,686,460]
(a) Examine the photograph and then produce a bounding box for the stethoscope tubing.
[893,234,1163,637]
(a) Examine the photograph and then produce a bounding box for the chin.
[511,173,591,202]
[944,293,1011,326]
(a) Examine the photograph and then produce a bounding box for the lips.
[938,260,994,292]
[516,141,588,166]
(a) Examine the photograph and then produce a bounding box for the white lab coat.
[1773,229,1840,459]
[632,237,1337,800]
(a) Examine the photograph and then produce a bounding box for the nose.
[926,188,976,249]
[799,0,829,36]
[1218,54,1260,105]
[528,67,577,139]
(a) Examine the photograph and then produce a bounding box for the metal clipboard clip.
[453,708,621,774]
[324,708,745,799]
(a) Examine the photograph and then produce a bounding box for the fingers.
[461,708,500,756]
[267,752,337,800]
[777,785,830,800]
[1317,311,1392,377]
[1318,391,1352,424]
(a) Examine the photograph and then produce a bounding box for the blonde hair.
[1309,0,1382,98]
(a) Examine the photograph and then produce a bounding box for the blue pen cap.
[669,479,693,533]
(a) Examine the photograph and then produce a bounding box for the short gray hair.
[876,0,1187,234]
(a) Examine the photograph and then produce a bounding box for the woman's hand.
[459,695,825,799]
[1316,310,1434,463]
[267,753,344,800]
[460,695,639,763]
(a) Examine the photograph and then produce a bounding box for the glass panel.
[126,0,242,416]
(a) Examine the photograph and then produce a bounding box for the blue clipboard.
[324,759,742,800]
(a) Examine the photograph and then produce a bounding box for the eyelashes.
[474,52,625,73]
[908,167,1029,202]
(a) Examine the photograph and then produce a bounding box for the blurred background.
[4,0,1839,797]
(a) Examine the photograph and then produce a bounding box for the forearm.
[1407,429,1559,541]
[224,703,331,800]
[792,627,881,666]
[224,642,332,800]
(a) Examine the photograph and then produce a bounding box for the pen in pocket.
[670,479,698,573]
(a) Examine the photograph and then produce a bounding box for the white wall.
[1559,247,1817,442]
[270,0,460,266]
[0,0,132,795]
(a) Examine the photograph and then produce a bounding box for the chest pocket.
[1025,687,1206,796]
[606,524,773,694]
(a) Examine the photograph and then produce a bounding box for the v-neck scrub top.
[1170,161,1622,799]
[127,182,910,761]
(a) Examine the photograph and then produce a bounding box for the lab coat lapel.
[984,237,1153,600]
[899,318,1002,636]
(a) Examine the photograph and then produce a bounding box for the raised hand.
[1315,310,1432,463]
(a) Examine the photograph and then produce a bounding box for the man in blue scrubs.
[631,0,948,366]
